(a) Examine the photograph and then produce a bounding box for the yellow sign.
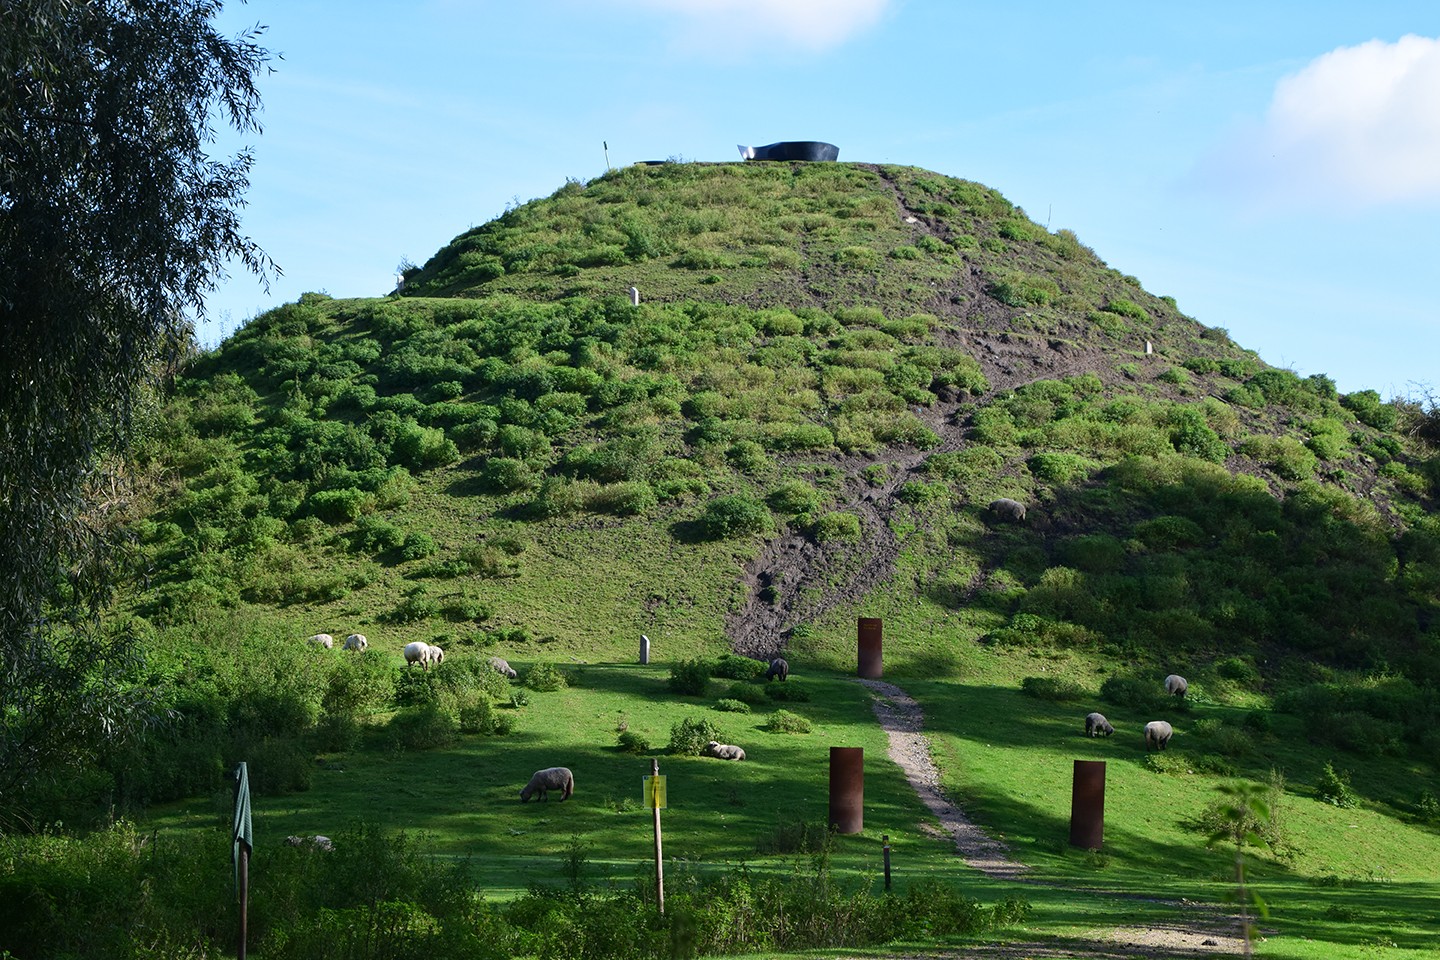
[643,775,667,809]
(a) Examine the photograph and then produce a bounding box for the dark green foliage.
[616,729,651,754]
[723,682,769,705]
[768,479,822,515]
[812,511,862,541]
[523,662,568,692]
[1020,676,1087,701]
[1100,676,1185,714]
[1167,407,1229,462]
[1315,762,1359,808]
[711,654,768,680]
[1342,389,1398,430]
[766,680,811,703]
[714,698,751,713]
[668,715,721,755]
[400,531,438,560]
[668,658,712,696]
[697,494,771,539]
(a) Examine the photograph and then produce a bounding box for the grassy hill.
[7,160,1440,959]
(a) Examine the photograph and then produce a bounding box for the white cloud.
[1202,35,1440,208]
[618,0,892,53]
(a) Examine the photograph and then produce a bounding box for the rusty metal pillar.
[1069,760,1106,849]
[828,746,864,834]
[857,618,883,678]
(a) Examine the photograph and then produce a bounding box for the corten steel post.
[857,618,883,678]
[829,746,864,834]
[1069,760,1106,849]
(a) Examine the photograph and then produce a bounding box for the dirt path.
[855,677,1251,959]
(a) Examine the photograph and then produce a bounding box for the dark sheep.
[765,657,789,681]
[1084,712,1114,737]
[1164,674,1188,698]
[520,766,574,802]
[1144,721,1173,751]
[988,498,1027,522]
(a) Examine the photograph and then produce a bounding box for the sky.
[205,0,1440,399]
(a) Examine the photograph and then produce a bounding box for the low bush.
[1020,676,1086,702]
[766,709,812,734]
[524,662,568,692]
[711,654,767,680]
[668,716,721,755]
[617,729,651,754]
[1315,761,1358,808]
[668,658,712,696]
[766,680,811,702]
[714,698,752,714]
[697,494,771,540]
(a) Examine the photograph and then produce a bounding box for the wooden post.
[237,844,249,960]
[882,834,891,890]
[651,758,665,915]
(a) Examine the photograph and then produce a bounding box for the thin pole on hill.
[651,757,665,915]
[603,141,611,172]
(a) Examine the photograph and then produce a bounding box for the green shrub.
[309,487,369,523]
[1315,762,1358,808]
[766,680,811,703]
[668,658,712,696]
[387,704,459,751]
[668,716,721,755]
[524,662,568,692]
[711,654,767,680]
[1104,298,1151,322]
[399,531,437,561]
[766,709,812,734]
[481,456,535,492]
[723,682,769,705]
[617,729,651,754]
[714,698,752,714]
[1020,676,1086,702]
[812,511,862,542]
[896,480,949,506]
[697,494,771,539]
[586,481,657,516]
[768,479,821,515]
[1342,389,1398,430]
[833,246,881,270]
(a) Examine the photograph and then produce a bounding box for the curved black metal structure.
[737,141,839,162]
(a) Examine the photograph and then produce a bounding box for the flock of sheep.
[1084,674,1187,751]
[302,631,777,803]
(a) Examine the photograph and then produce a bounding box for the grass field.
[140,650,1440,958]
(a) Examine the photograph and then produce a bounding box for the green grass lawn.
[142,655,1440,957]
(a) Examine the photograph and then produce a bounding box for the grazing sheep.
[285,834,335,852]
[488,656,518,679]
[1164,674,1188,698]
[342,633,367,652]
[307,633,334,649]
[520,766,574,802]
[988,498,1027,522]
[704,740,746,761]
[1144,720,1174,751]
[1084,712,1114,738]
[403,641,442,670]
[766,657,789,681]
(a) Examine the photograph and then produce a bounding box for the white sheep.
[704,740,746,761]
[520,766,574,802]
[307,633,334,649]
[403,641,443,670]
[1144,720,1174,751]
[285,834,334,852]
[488,656,518,679]
[343,633,368,652]
[1164,674,1188,697]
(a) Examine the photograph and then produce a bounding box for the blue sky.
[207,1,1439,399]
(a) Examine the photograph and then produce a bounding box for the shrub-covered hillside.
[101,160,1440,819]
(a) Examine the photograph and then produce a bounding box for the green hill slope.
[11,158,1440,960]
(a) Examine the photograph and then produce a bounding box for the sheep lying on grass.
[488,656,518,679]
[343,633,367,652]
[704,740,746,760]
[1084,712,1114,737]
[988,497,1027,522]
[1164,674,1188,697]
[520,766,574,802]
[403,641,444,670]
[766,657,789,681]
[1144,720,1173,751]
[307,633,334,649]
